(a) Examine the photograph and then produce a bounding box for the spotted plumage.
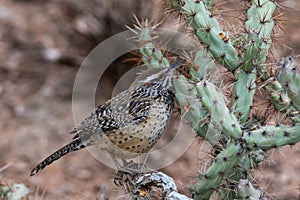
[30,60,183,176]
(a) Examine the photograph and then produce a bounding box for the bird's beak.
[167,59,185,72]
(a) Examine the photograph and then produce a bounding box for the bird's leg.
[109,152,143,174]
[109,152,123,170]
[109,153,145,186]
[121,158,144,174]
[109,152,125,185]
[109,152,133,186]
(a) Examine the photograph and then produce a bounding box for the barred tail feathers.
[30,139,85,176]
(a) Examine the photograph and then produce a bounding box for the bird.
[30,59,184,176]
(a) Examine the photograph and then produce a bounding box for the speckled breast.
[98,98,173,159]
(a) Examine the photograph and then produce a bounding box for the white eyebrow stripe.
[141,70,165,82]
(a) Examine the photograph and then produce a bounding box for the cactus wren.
[30,60,184,176]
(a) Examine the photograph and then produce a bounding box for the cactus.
[125,0,300,199]
[166,0,239,71]
[0,183,29,200]
[238,179,266,200]
[244,124,300,150]
[196,81,242,140]
[233,0,275,123]
[265,56,300,122]
[127,16,170,68]
[277,56,300,111]
[192,142,243,199]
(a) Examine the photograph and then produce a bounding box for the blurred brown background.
[0,0,299,199]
